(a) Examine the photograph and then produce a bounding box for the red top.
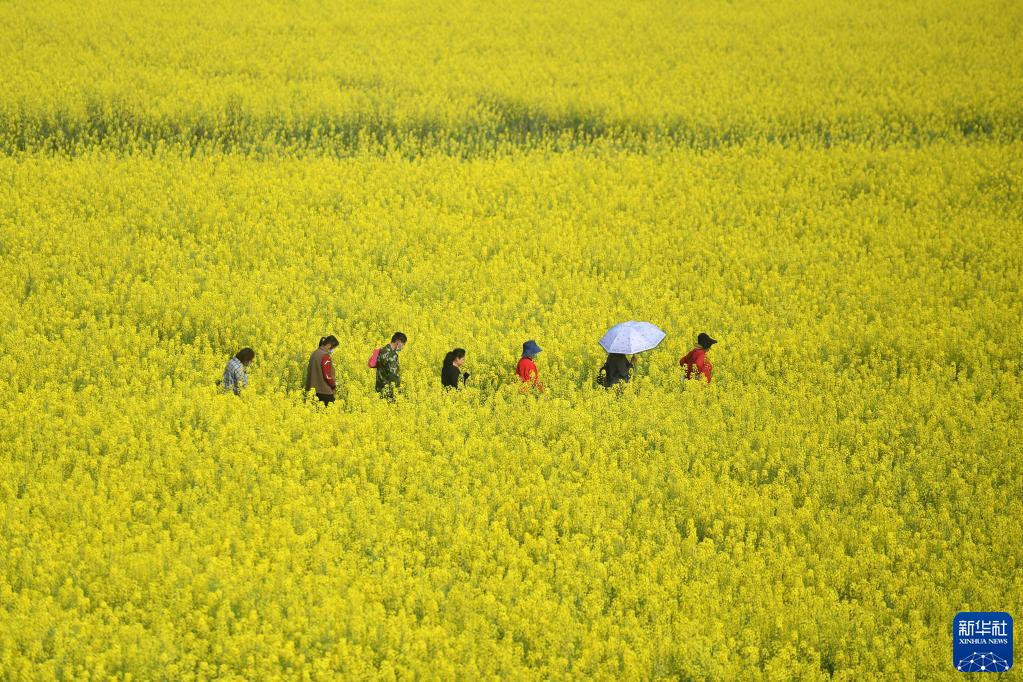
[516,357,538,383]
[320,353,336,389]
[680,347,712,383]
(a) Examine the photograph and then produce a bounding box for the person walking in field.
[441,348,469,389]
[680,332,717,384]
[222,347,255,395]
[305,335,339,405]
[599,352,634,388]
[596,321,664,388]
[375,332,407,399]
[516,340,544,393]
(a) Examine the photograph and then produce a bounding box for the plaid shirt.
[222,357,248,394]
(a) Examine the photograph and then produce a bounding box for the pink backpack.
[368,347,381,368]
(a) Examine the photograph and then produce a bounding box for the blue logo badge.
[953,612,1013,672]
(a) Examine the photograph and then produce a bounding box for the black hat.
[697,333,717,349]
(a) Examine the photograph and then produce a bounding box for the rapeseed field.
[1,0,1020,678]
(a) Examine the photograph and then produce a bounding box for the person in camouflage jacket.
[375,332,407,398]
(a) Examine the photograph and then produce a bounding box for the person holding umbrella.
[516,340,544,393]
[680,332,717,384]
[598,321,666,387]
[599,353,635,388]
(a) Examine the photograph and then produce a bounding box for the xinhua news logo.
[953,612,1013,673]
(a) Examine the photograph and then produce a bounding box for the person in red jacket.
[680,333,716,384]
[516,340,544,393]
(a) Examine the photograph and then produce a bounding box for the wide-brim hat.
[522,340,542,357]
[697,333,717,348]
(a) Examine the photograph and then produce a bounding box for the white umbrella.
[599,321,666,354]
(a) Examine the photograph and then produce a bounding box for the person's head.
[444,348,466,368]
[697,333,717,351]
[522,340,542,359]
[319,335,340,353]
[236,347,255,367]
[391,332,407,351]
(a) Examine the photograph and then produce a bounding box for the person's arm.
[320,354,336,389]
[680,351,695,379]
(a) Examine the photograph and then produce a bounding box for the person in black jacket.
[600,352,634,387]
[441,348,469,388]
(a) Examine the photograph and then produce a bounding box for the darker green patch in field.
[1,95,1020,156]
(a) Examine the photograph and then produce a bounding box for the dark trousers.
[316,393,335,406]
